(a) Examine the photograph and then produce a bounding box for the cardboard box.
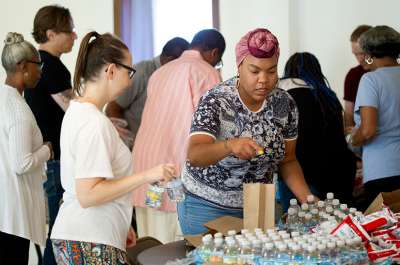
[184,216,243,247]
[364,189,400,215]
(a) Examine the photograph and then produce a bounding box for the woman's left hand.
[126,226,137,248]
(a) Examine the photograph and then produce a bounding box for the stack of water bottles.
[193,192,371,265]
[193,228,369,264]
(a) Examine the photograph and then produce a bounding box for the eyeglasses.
[26,60,44,70]
[114,62,136,79]
[215,59,223,70]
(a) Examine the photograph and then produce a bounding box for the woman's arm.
[279,139,312,204]
[187,134,264,167]
[351,106,378,146]
[76,164,176,208]
[9,121,51,175]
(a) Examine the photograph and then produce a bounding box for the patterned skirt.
[52,239,127,265]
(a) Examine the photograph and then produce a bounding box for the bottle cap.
[301,203,309,211]
[326,192,334,200]
[307,194,315,203]
[214,232,223,238]
[317,201,325,207]
[332,199,340,205]
[227,230,236,236]
[290,198,298,206]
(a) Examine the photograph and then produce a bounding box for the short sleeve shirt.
[344,65,368,103]
[354,66,400,183]
[51,101,134,251]
[182,77,298,208]
[24,50,72,159]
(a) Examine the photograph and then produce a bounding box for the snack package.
[331,215,371,242]
[361,207,397,232]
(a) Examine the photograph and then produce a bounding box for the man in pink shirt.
[132,29,225,243]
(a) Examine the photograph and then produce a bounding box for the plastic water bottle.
[317,244,331,265]
[304,213,312,232]
[287,208,299,232]
[289,198,301,213]
[261,242,275,265]
[310,208,319,227]
[307,195,316,211]
[352,237,369,265]
[275,244,290,264]
[210,237,224,263]
[336,240,347,264]
[290,244,304,264]
[325,206,334,216]
[305,245,318,265]
[326,242,337,264]
[297,211,306,233]
[223,238,238,264]
[214,232,223,239]
[252,239,263,257]
[199,235,213,263]
[237,240,252,265]
[301,203,309,213]
[317,200,325,212]
[325,192,334,208]
[340,203,349,215]
[332,199,340,210]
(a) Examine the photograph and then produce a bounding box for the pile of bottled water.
[193,228,369,264]
[193,192,373,265]
[285,193,363,235]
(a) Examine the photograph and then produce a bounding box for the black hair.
[283,52,342,126]
[190,29,226,57]
[161,37,189,59]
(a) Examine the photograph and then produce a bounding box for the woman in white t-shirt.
[0,32,52,264]
[50,31,176,264]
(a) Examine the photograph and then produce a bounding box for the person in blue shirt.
[349,25,400,210]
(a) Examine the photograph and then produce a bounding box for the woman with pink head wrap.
[177,28,314,235]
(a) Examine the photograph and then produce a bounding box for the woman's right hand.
[226,138,264,160]
[144,164,176,184]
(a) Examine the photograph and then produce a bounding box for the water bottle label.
[223,255,237,264]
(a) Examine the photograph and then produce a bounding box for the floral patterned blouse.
[181,77,299,209]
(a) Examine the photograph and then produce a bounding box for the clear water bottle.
[165,179,185,202]
[325,192,334,207]
[332,199,340,210]
[252,239,263,257]
[301,203,309,213]
[310,208,319,227]
[305,245,318,264]
[340,203,349,215]
[214,232,223,239]
[336,240,347,264]
[349,207,357,216]
[304,213,313,232]
[199,235,213,263]
[261,242,275,265]
[290,244,304,264]
[275,244,290,264]
[317,244,331,265]
[307,195,316,211]
[237,240,252,265]
[326,241,338,264]
[289,198,301,214]
[287,208,299,232]
[325,206,334,216]
[317,200,325,212]
[223,238,238,264]
[297,211,306,233]
[210,237,224,263]
[353,237,369,265]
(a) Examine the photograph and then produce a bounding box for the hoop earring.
[365,56,374,65]
[396,55,400,64]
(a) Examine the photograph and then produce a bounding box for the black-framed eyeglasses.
[114,62,136,79]
[26,60,44,70]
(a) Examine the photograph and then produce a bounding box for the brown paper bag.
[243,183,275,231]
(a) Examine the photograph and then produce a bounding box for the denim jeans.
[43,160,63,265]
[177,193,243,235]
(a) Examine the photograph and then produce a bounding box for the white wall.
[219,0,400,101]
[219,0,291,80]
[0,0,114,82]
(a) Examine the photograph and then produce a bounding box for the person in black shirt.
[24,5,77,265]
[278,52,357,211]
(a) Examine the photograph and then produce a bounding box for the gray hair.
[1,32,39,73]
[359,25,400,59]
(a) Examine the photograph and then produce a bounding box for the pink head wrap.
[235,28,280,67]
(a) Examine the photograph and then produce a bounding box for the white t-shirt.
[51,100,134,251]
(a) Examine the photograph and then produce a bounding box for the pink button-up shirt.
[131,50,222,212]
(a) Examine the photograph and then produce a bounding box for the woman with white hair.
[349,25,400,209]
[0,32,52,264]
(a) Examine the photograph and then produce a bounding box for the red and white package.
[360,207,397,232]
[385,239,400,248]
[371,226,397,241]
[367,244,397,263]
[391,227,400,239]
[331,215,371,242]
